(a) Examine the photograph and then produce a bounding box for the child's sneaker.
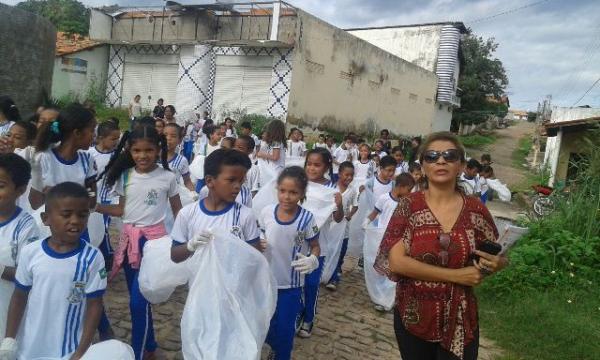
[325,282,337,291]
[297,322,313,338]
[358,257,364,268]
[374,304,386,312]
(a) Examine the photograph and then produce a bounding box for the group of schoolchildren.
[0,95,506,360]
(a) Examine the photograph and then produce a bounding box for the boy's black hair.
[0,95,21,121]
[395,173,416,188]
[466,158,482,171]
[379,155,397,169]
[481,165,494,175]
[481,154,492,162]
[12,121,37,141]
[408,162,421,173]
[236,135,255,152]
[35,103,95,152]
[204,148,251,178]
[0,153,31,188]
[46,182,89,210]
[338,161,354,173]
[277,166,308,201]
[203,124,218,137]
[97,120,120,138]
[164,122,183,138]
[240,121,252,130]
[391,145,403,154]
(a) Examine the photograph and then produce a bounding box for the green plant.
[238,114,278,138]
[512,135,532,168]
[458,133,496,148]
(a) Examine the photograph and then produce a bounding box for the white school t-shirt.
[115,167,179,226]
[332,147,350,174]
[259,205,319,289]
[87,147,115,203]
[40,149,97,189]
[246,162,260,193]
[460,173,482,196]
[339,185,359,238]
[171,199,260,245]
[353,159,375,184]
[168,153,191,186]
[373,192,399,229]
[14,239,106,360]
[372,176,394,202]
[286,140,306,158]
[259,141,286,172]
[394,161,409,176]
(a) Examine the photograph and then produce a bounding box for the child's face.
[207,165,247,203]
[465,167,478,178]
[75,121,97,150]
[7,124,29,149]
[375,142,383,151]
[397,185,412,197]
[42,197,90,246]
[326,138,334,146]
[305,153,328,181]
[381,131,389,140]
[410,169,422,182]
[164,107,174,119]
[210,131,222,144]
[234,139,252,155]
[277,177,304,212]
[379,165,396,182]
[344,140,353,149]
[98,130,121,152]
[338,168,354,187]
[0,168,25,211]
[373,155,380,166]
[164,126,181,152]
[393,151,404,164]
[220,125,227,136]
[241,127,251,136]
[291,130,300,141]
[261,132,268,141]
[221,139,233,149]
[359,146,370,160]
[130,139,160,172]
[155,121,165,134]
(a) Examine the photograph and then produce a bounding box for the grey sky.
[4,0,600,110]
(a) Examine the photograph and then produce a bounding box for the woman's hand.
[451,266,483,287]
[473,250,508,275]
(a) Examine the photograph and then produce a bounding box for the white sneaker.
[374,304,386,312]
[325,282,337,291]
[297,322,313,338]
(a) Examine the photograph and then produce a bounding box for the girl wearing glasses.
[375,132,508,360]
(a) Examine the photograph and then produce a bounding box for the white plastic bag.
[252,177,278,220]
[0,245,13,340]
[87,212,105,248]
[347,188,374,257]
[138,237,190,304]
[487,178,512,202]
[257,159,278,189]
[285,155,305,168]
[32,205,51,240]
[303,182,338,229]
[494,217,528,255]
[319,219,347,284]
[181,232,277,360]
[363,226,396,310]
[82,340,135,360]
[189,155,205,184]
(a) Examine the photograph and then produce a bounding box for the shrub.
[458,133,496,148]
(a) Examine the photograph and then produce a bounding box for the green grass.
[458,134,497,149]
[478,289,600,360]
[512,135,533,168]
[96,106,130,131]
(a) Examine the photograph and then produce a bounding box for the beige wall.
[286,10,439,137]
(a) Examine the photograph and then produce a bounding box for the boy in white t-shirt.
[391,146,409,175]
[0,154,40,340]
[460,158,483,197]
[365,173,415,229]
[171,149,261,263]
[0,182,106,360]
[332,135,356,182]
[365,155,397,201]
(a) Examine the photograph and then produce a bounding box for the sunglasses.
[438,233,451,266]
[423,149,461,163]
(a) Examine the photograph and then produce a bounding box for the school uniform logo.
[67,282,86,304]
[144,189,159,206]
[294,231,306,247]
[230,226,242,239]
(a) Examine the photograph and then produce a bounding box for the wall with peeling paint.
[286,10,439,137]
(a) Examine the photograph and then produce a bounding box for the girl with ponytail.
[0,95,21,136]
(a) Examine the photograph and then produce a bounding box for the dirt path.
[467,121,535,188]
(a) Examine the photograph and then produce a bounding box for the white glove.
[0,337,18,360]
[291,254,319,275]
[361,218,371,230]
[186,229,214,252]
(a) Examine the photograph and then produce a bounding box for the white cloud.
[4,0,599,109]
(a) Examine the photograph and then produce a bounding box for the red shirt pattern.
[375,191,498,359]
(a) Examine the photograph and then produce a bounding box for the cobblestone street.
[104,256,503,359]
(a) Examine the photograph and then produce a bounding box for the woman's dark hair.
[277,166,308,202]
[204,148,251,178]
[101,125,169,187]
[338,161,354,173]
[305,147,334,180]
[418,132,466,164]
[0,95,21,121]
[34,103,95,152]
[12,121,37,141]
[265,119,286,147]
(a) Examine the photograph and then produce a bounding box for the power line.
[466,0,552,24]
[572,77,600,106]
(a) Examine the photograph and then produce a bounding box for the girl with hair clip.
[296,147,344,339]
[96,125,182,360]
[0,96,21,136]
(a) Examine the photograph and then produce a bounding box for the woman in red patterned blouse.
[375,132,508,360]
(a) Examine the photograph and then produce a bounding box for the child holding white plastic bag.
[258,166,321,360]
[363,173,414,312]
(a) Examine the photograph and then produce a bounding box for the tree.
[452,29,509,126]
[17,0,90,35]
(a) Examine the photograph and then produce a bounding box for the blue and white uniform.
[353,159,375,185]
[370,176,394,202]
[394,161,409,176]
[373,192,400,229]
[286,140,306,158]
[329,184,359,285]
[88,146,116,259]
[14,239,106,360]
[259,204,319,360]
[171,199,260,246]
[168,153,190,186]
[40,148,97,189]
[0,207,39,339]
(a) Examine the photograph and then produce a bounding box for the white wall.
[51,46,109,100]
[550,106,600,123]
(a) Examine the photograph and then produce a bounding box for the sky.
[4,0,600,110]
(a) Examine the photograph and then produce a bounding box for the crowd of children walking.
[0,96,508,360]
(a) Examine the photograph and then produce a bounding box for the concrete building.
[89,1,443,136]
[347,22,467,132]
[506,109,528,121]
[543,106,600,185]
[0,4,55,113]
[52,32,109,100]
